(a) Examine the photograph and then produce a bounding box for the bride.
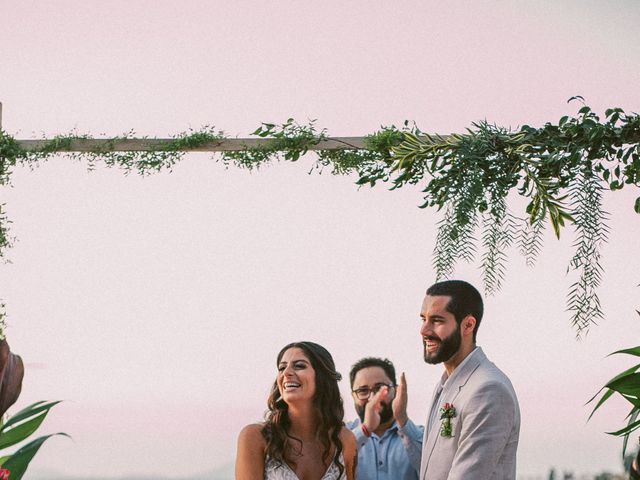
[236,341,356,480]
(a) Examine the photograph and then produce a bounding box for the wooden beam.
[15,136,370,152]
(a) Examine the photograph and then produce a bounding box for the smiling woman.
[235,341,357,480]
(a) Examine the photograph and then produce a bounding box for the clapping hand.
[362,386,389,433]
[392,372,408,428]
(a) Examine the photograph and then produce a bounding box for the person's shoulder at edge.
[474,353,517,385]
[238,422,266,444]
[340,425,357,449]
[340,426,358,479]
[236,423,267,480]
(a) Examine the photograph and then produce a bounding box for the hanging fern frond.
[433,206,460,280]
[566,163,610,336]
[452,173,483,264]
[430,135,493,279]
[481,199,516,295]
[433,202,478,280]
[518,215,545,267]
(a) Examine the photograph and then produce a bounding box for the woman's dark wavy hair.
[261,341,345,477]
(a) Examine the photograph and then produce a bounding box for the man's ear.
[462,315,476,338]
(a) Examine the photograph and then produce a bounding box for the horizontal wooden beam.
[15,137,372,152]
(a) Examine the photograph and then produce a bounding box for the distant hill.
[28,463,234,480]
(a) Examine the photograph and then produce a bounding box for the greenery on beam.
[0,99,639,335]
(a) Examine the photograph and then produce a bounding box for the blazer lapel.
[420,348,486,479]
[421,374,445,479]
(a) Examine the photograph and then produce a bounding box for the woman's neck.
[287,404,320,440]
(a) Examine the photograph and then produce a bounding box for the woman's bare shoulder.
[236,423,267,480]
[238,423,267,447]
[339,427,357,480]
[339,426,357,451]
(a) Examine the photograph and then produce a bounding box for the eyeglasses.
[352,383,395,400]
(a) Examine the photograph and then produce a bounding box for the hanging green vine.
[1,99,639,335]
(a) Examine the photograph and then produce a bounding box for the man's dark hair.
[349,357,397,388]
[426,279,484,342]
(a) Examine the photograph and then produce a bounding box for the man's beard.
[356,401,394,425]
[423,323,462,364]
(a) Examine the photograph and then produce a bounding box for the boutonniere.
[439,402,456,437]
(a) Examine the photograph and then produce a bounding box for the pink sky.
[1,1,639,478]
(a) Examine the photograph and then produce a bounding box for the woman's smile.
[277,347,316,400]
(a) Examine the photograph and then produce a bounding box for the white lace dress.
[264,455,345,480]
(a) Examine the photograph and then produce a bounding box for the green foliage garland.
[224,118,326,168]
[1,100,639,335]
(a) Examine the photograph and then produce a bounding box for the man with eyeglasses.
[346,357,423,480]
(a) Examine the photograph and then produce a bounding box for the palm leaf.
[622,409,640,456]
[610,347,640,358]
[0,401,61,432]
[607,417,640,437]
[588,389,616,420]
[2,433,69,480]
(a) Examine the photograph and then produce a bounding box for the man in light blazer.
[419,280,520,480]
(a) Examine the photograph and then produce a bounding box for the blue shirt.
[347,418,423,480]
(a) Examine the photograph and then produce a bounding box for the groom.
[419,280,520,479]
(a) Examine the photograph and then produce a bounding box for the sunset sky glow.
[1,1,640,478]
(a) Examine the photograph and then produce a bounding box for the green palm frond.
[589,335,640,458]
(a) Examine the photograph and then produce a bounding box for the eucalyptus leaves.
[0,100,639,335]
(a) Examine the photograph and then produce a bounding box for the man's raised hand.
[392,372,408,427]
[363,386,390,433]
